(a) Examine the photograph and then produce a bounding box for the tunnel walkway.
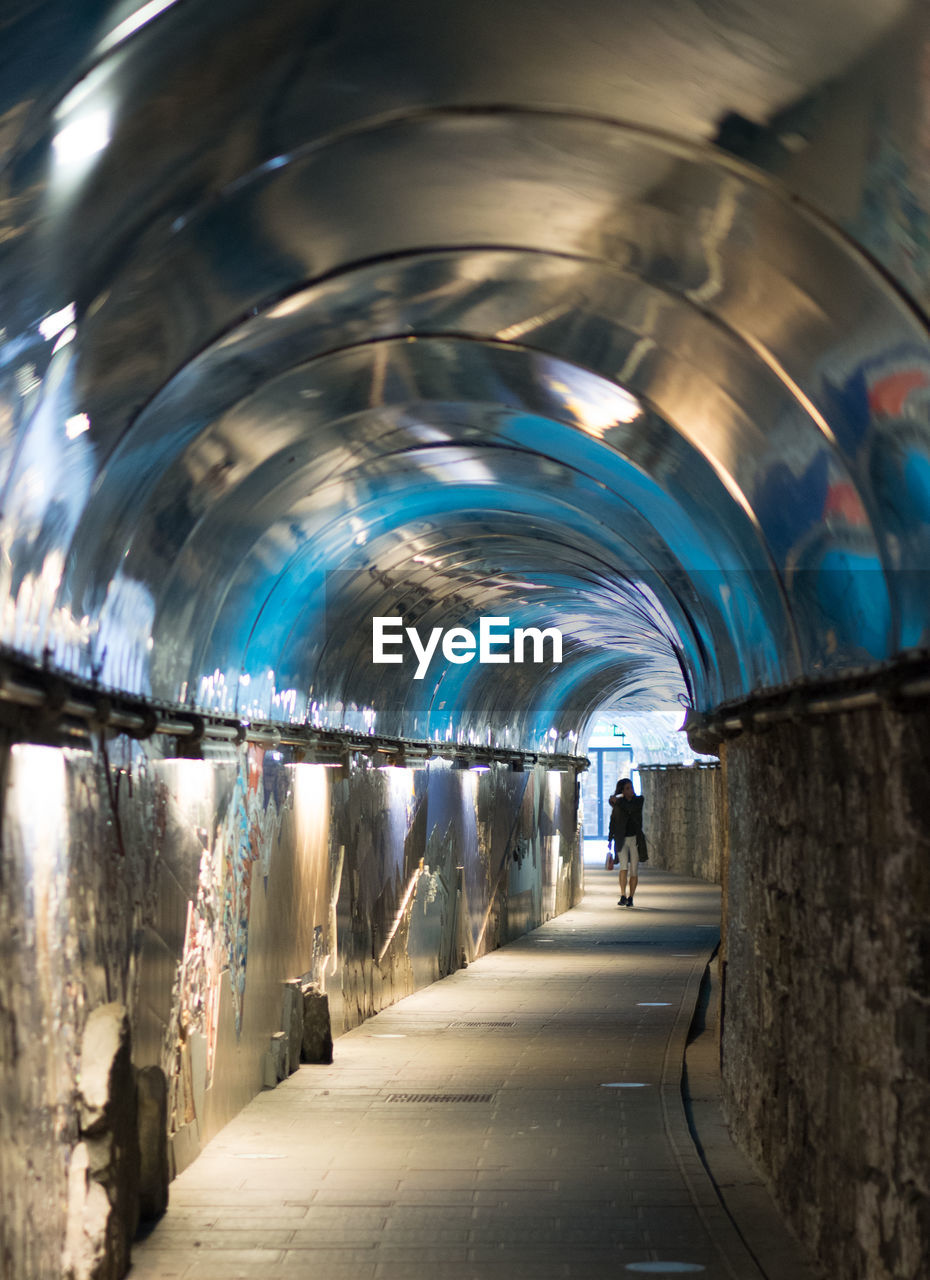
[129,866,815,1280]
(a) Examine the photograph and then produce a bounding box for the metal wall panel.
[0,732,580,1274]
[0,2,929,753]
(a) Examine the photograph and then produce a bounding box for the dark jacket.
[608,794,644,845]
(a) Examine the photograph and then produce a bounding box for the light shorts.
[616,834,639,876]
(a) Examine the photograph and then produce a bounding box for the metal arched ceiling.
[2,0,930,751]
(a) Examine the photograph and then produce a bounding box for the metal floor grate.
[385,1093,494,1103]
[449,1020,515,1029]
[595,939,665,946]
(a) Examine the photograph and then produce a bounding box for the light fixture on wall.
[392,748,429,770]
[0,650,590,776]
[308,740,348,768]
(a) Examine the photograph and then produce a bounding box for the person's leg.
[618,864,628,902]
[626,839,639,906]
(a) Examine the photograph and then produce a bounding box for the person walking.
[608,778,645,908]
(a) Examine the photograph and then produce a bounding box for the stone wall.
[721,702,930,1280]
[638,764,724,884]
[0,736,163,1280]
[0,737,581,1280]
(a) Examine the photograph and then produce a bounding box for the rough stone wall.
[0,737,580,1280]
[722,703,930,1280]
[638,764,724,884]
[0,736,165,1280]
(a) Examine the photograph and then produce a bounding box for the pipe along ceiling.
[1,0,929,753]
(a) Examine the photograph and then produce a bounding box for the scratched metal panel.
[0,733,580,1271]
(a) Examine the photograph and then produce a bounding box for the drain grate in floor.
[448,1020,515,1029]
[596,939,665,946]
[385,1093,494,1103]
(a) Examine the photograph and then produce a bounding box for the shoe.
[626,897,634,908]
[618,896,627,906]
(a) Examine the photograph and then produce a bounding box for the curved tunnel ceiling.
[2,0,930,751]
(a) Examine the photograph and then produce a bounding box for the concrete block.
[271,1031,289,1081]
[136,1066,169,1223]
[282,980,302,1075]
[300,983,333,1064]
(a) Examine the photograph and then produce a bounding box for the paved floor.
[130,858,811,1280]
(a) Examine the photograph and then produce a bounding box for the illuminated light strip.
[39,303,76,341]
[52,111,110,164]
[96,0,182,57]
[53,326,78,353]
[65,414,90,439]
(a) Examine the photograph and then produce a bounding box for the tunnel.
[1,2,929,1278]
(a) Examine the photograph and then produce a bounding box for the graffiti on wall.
[154,753,579,1156]
[1,727,582,1278]
[219,746,281,1035]
[164,744,286,1136]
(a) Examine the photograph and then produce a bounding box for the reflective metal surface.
[2,0,930,750]
[0,733,580,1274]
